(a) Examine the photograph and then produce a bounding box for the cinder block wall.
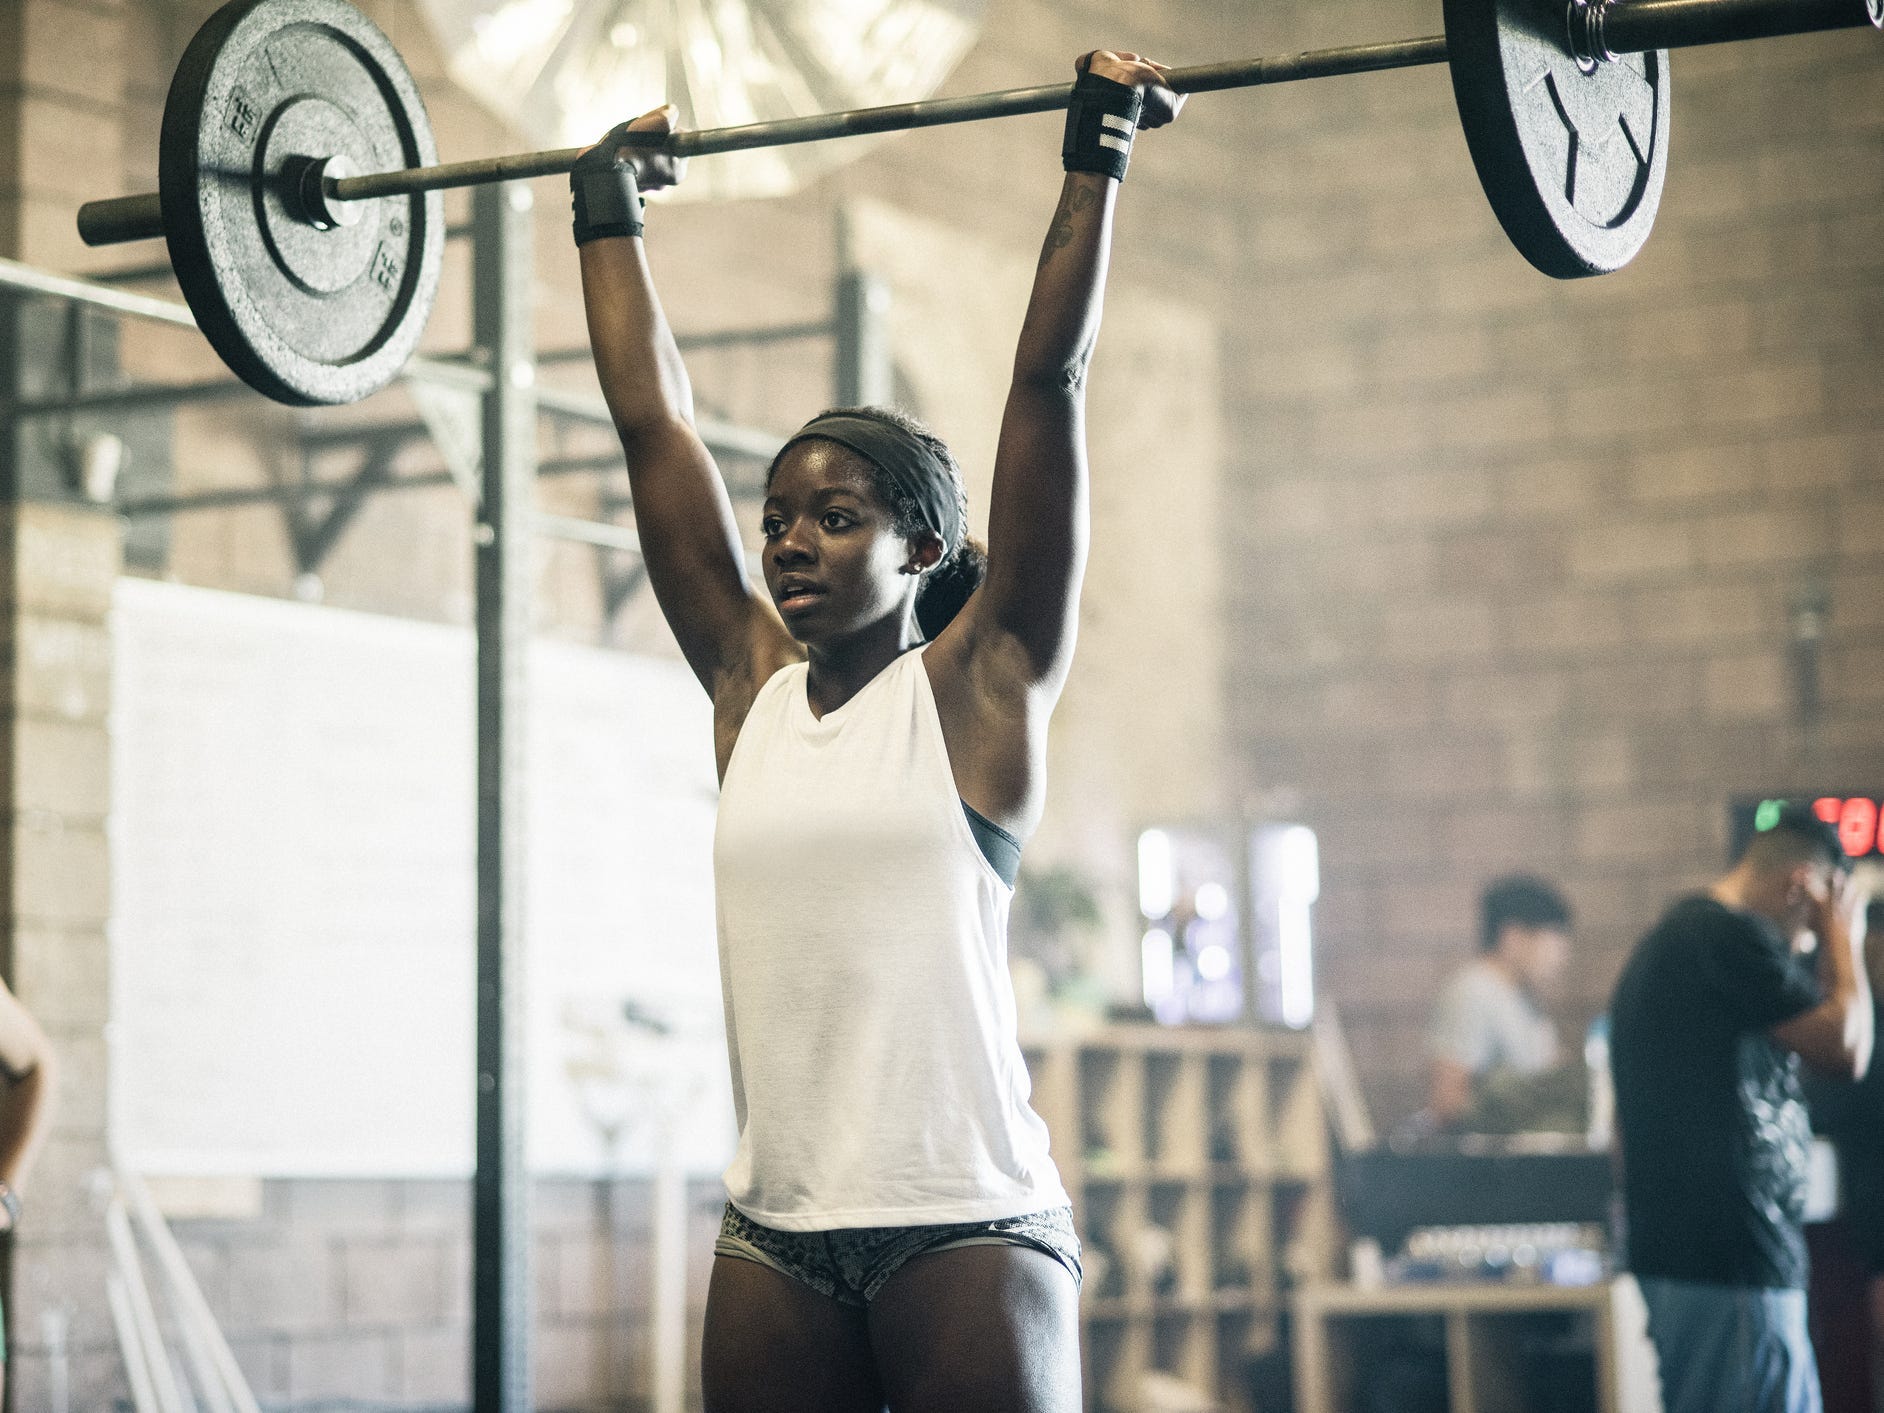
[163,1178,723,1412]
[1,0,136,1393]
[1218,3,1884,1123]
[2,0,1881,1406]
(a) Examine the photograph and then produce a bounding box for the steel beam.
[0,256,200,330]
[834,269,892,408]
[112,449,768,518]
[470,180,534,1413]
[540,320,833,361]
[287,440,398,575]
[537,511,642,553]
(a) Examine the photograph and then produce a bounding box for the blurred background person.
[1612,805,1872,1413]
[1425,874,1575,1132]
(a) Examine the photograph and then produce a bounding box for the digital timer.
[1735,795,1884,860]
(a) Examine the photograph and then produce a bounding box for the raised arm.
[574,109,789,694]
[967,53,1183,685]
[1772,876,1875,1079]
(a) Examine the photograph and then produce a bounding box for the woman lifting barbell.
[572,48,1182,1412]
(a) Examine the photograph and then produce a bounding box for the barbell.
[74,0,1882,407]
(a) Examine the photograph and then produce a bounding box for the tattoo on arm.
[1039,183,1100,268]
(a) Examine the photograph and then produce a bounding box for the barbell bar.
[78,0,1878,241]
[1575,0,1879,52]
[71,0,1883,406]
[74,36,1456,246]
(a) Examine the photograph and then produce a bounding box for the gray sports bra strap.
[962,801,1021,887]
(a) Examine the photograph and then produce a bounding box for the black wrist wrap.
[570,131,644,246]
[1062,71,1143,183]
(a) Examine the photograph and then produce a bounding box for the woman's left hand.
[1077,50,1185,128]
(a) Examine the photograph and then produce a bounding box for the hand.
[1076,50,1184,128]
[579,104,688,192]
[1807,868,1863,954]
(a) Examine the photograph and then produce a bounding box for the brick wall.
[4,5,135,1405]
[0,506,120,1410]
[1,0,1880,1404]
[1218,3,1884,1123]
[0,0,127,271]
[152,1178,724,1413]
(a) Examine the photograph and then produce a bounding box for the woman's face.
[760,440,933,644]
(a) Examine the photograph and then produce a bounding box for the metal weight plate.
[159,0,443,405]
[1445,0,1671,278]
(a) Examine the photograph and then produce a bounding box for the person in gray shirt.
[1427,875,1574,1130]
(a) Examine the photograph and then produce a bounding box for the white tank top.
[712,647,1066,1230]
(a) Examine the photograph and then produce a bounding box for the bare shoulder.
[0,977,48,1077]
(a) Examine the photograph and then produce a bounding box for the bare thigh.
[702,1255,885,1413]
[867,1244,1081,1413]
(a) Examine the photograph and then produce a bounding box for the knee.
[894,1367,1077,1413]
[889,1327,1080,1413]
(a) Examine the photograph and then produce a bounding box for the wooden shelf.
[1025,1023,1334,1413]
[1291,1277,1662,1413]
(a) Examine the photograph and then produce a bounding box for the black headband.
[776,413,963,553]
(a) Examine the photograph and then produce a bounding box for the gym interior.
[0,0,1880,1408]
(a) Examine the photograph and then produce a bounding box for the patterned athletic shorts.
[715,1203,1083,1307]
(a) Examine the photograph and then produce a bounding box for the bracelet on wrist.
[570,129,646,246]
[1062,71,1143,183]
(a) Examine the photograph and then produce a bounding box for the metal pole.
[650,1107,688,1413]
[328,38,1452,202]
[1593,0,1875,51]
[78,38,1453,240]
[471,179,535,1413]
[0,255,199,329]
[535,512,643,553]
[834,269,892,408]
[0,257,504,402]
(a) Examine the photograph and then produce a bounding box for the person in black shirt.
[1611,805,1873,1413]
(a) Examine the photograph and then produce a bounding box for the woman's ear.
[905,534,945,574]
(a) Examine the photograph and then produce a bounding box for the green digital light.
[1754,799,1784,832]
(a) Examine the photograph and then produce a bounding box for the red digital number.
[1813,797,1843,827]
[1837,797,1879,858]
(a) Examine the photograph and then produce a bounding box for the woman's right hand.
[578,104,689,191]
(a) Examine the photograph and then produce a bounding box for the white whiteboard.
[109,579,736,1178]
